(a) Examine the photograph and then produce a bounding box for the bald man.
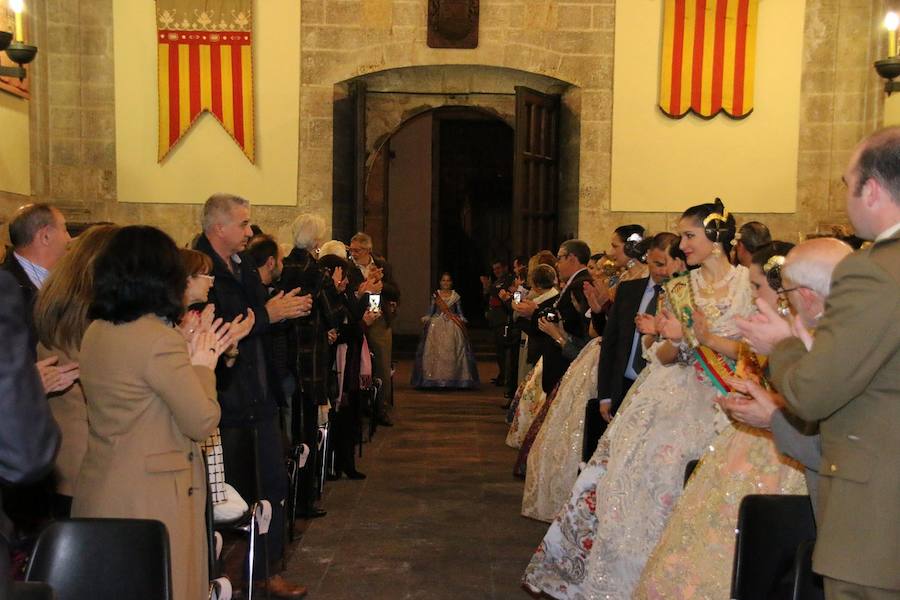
[738,129,900,599]
[724,238,852,518]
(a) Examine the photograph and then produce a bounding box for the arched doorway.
[365,107,514,334]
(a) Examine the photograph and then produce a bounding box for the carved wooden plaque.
[427,0,479,49]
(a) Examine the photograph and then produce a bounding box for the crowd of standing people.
[0,194,401,600]
[499,128,899,599]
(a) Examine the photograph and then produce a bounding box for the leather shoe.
[376,416,394,427]
[256,574,307,599]
[297,507,327,519]
[344,470,367,480]
[326,472,341,481]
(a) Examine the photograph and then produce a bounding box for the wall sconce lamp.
[876,11,900,95]
[0,0,37,81]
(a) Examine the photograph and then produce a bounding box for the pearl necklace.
[695,265,736,296]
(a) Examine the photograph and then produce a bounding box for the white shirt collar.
[14,252,49,289]
[561,267,588,294]
[874,220,900,242]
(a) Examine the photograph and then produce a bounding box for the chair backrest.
[26,518,172,600]
[730,495,817,600]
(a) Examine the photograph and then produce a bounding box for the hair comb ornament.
[626,232,643,243]
[763,255,786,293]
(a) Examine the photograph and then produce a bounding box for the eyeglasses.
[556,253,569,261]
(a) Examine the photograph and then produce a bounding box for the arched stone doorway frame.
[328,64,583,247]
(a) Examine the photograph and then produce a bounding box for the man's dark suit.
[195,234,287,576]
[597,277,656,416]
[539,268,593,394]
[1,253,39,362]
[0,271,60,600]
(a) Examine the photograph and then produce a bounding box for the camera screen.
[369,293,382,311]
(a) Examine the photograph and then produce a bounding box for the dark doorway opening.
[433,113,514,326]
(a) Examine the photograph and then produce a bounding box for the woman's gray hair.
[318,239,347,259]
[291,213,327,250]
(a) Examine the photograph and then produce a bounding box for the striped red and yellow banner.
[659,0,758,119]
[157,9,254,162]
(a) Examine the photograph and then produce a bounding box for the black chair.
[730,494,817,600]
[792,539,824,600]
[26,518,172,600]
[683,459,699,487]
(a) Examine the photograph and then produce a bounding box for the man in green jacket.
[738,127,900,599]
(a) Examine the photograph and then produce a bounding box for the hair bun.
[714,197,726,212]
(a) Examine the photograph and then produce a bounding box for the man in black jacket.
[196,194,311,598]
[597,233,678,421]
[0,271,60,600]
[538,240,593,393]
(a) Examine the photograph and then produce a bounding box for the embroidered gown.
[523,266,753,599]
[522,337,602,522]
[506,360,547,449]
[410,290,479,389]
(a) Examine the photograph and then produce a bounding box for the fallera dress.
[506,359,547,449]
[410,290,479,389]
[522,336,602,522]
[523,266,753,599]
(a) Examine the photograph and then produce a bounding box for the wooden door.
[512,86,560,256]
[331,80,366,242]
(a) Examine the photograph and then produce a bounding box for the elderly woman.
[278,213,332,518]
[73,226,230,600]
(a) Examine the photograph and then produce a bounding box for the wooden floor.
[282,360,547,599]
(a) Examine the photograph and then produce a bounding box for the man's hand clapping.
[634,313,657,336]
[266,288,311,322]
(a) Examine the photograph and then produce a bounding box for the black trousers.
[295,388,320,512]
[493,325,507,381]
[220,418,287,579]
[330,401,360,475]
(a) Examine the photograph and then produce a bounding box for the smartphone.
[513,291,522,303]
[369,293,382,312]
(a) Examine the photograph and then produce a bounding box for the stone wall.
[2,0,890,252]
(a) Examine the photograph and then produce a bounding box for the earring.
[712,243,723,257]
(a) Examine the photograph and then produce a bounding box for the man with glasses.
[738,128,900,600]
[537,240,594,394]
[348,232,399,426]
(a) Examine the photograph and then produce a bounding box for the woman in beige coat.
[33,224,118,516]
[73,226,232,600]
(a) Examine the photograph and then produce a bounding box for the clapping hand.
[583,280,609,313]
[655,308,683,343]
[327,329,339,345]
[634,313,657,335]
[36,356,80,394]
[692,309,711,345]
[266,287,309,322]
[716,377,780,429]
[357,278,383,296]
[498,289,512,302]
[735,298,793,355]
[188,317,232,369]
[226,309,256,346]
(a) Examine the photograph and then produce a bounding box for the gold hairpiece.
[763,255,785,274]
[703,210,730,228]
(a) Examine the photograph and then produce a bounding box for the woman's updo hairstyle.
[614,224,647,260]
[751,241,795,291]
[681,197,737,246]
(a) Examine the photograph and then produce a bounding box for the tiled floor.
[284,361,547,599]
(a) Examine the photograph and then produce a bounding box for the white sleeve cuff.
[599,398,612,405]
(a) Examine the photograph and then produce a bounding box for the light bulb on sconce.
[0,0,37,81]
[875,11,900,95]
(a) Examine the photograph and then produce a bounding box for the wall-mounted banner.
[156,0,255,162]
[659,0,758,119]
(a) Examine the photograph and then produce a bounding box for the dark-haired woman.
[635,240,806,599]
[319,254,378,480]
[72,226,231,600]
[411,272,480,389]
[524,200,755,598]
